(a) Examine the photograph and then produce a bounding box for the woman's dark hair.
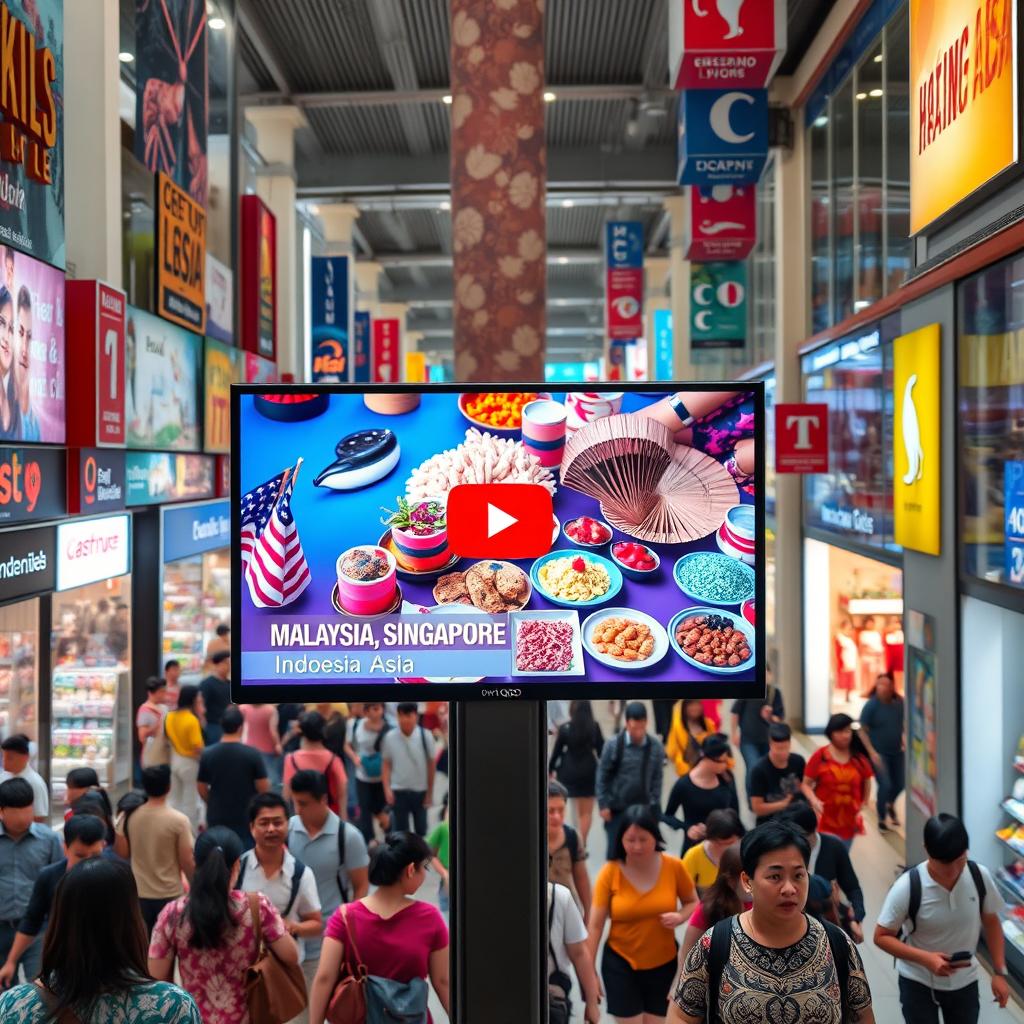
[177,684,200,711]
[298,710,326,743]
[698,733,731,762]
[700,844,744,925]
[924,813,970,863]
[610,804,665,861]
[66,767,99,790]
[71,790,115,846]
[824,713,870,760]
[740,821,811,878]
[705,808,745,842]
[567,699,595,747]
[682,699,705,726]
[186,827,244,949]
[38,858,149,1020]
[369,831,433,887]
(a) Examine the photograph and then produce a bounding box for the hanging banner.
[677,88,769,187]
[353,311,371,384]
[134,0,208,207]
[775,403,829,474]
[240,195,276,359]
[155,172,207,334]
[371,319,399,383]
[1004,460,1024,585]
[653,309,673,381]
[605,221,644,343]
[907,644,938,817]
[910,0,1018,234]
[669,0,786,90]
[204,338,238,454]
[205,253,233,344]
[691,262,747,349]
[0,1,64,268]
[685,185,757,261]
[405,351,426,383]
[125,451,215,506]
[310,256,351,382]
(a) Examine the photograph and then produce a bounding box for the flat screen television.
[231,383,765,701]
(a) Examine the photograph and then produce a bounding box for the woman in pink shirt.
[240,703,282,788]
[283,711,348,816]
[309,832,450,1024]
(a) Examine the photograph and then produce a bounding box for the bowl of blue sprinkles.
[673,551,755,607]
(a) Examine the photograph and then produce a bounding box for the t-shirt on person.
[730,693,784,746]
[747,753,807,824]
[238,847,320,960]
[681,842,722,893]
[381,726,436,791]
[283,748,347,812]
[859,696,905,756]
[120,800,193,899]
[548,882,587,978]
[347,719,388,782]
[164,709,203,758]
[199,675,231,728]
[0,764,49,818]
[0,980,201,1024]
[240,704,279,755]
[804,748,873,842]
[198,741,268,834]
[674,914,872,1024]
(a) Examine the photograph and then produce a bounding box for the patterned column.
[450,0,546,383]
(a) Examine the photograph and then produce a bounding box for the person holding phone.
[874,813,1009,1023]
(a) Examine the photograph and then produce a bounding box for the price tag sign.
[1006,462,1024,585]
[97,284,126,445]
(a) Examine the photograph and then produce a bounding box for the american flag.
[242,468,312,608]
[240,470,286,571]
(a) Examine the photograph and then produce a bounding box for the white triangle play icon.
[487,503,518,539]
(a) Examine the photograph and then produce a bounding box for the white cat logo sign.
[692,0,746,40]
[894,326,941,555]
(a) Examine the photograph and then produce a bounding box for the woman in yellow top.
[164,684,205,834]
[680,808,744,896]
[588,805,697,1023]
[665,700,714,777]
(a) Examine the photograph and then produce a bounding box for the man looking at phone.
[874,813,1008,1022]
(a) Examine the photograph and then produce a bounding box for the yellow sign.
[894,324,942,555]
[156,172,207,334]
[910,0,1018,233]
[405,351,426,383]
[204,339,238,454]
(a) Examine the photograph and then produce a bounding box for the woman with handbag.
[149,827,302,1023]
[0,857,201,1022]
[308,832,450,1024]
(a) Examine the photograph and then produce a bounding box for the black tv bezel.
[230,381,766,703]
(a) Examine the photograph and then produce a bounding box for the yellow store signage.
[894,324,942,555]
[910,0,1018,233]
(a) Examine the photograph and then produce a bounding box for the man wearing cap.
[199,650,232,745]
[0,735,48,822]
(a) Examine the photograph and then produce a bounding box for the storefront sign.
[56,514,130,591]
[240,196,276,359]
[353,311,371,384]
[405,351,426,383]
[691,262,747,349]
[371,319,399,383]
[1004,461,1024,585]
[156,172,207,334]
[162,499,230,562]
[67,448,126,514]
[819,502,877,536]
[0,446,64,524]
[204,337,237,454]
[605,222,644,342]
[775,402,829,474]
[66,281,126,447]
[310,256,351,382]
[205,254,233,344]
[134,0,207,206]
[677,88,769,186]
[0,523,55,602]
[653,309,673,381]
[910,0,1018,233]
[668,0,786,89]
[0,1,64,269]
[685,185,757,261]
[126,307,202,451]
[907,644,938,816]
[893,324,941,555]
[125,452,215,506]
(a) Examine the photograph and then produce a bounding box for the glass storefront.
[0,599,39,746]
[163,549,231,683]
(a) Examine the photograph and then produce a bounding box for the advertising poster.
[204,338,238,454]
[126,307,201,451]
[605,221,644,342]
[244,352,277,384]
[908,644,937,817]
[0,0,64,269]
[685,185,757,262]
[240,196,276,359]
[775,403,829,474]
[371,319,399,383]
[352,311,371,384]
[0,446,65,523]
[677,88,769,187]
[1005,461,1024,586]
[66,448,126,514]
[126,451,214,506]
[691,262,747,349]
[310,256,351,382]
[156,172,207,334]
[134,0,208,207]
[206,253,233,343]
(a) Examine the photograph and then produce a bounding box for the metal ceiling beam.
[315,189,673,212]
[237,4,292,99]
[369,248,603,268]
[383,285,603,308]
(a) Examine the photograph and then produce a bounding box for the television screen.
[231,383,765,700]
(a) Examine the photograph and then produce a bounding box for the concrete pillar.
[245,106,307,380]
[319,204,360,257]
[645,257,671,381]
[663,195,692,379]
[355,262,383,312]
[772,127,809,727]
[65,0,122,283]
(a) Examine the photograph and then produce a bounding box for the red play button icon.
[447,483,554,560]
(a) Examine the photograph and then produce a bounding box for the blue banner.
[654,310,673,381]
[162,500,231,563]
[310,256,351,382]
[1005,461,1024,586]
[353,310,371,384]
[677,89,769,187]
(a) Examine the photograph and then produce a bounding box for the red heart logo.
[24,461,40,512]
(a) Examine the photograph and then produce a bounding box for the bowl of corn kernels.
[458,391,552,435]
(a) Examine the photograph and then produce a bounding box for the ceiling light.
[119,51,134,63]
[544,91,556,103]
[869,88,883,98]
[440,200,451,211]
[442,94,453,105]
[856,92,867,100]
[558,257,569,264]
[309,204,320,215]
[814,116,828,127]
[874,53,883,63]
[562,199,574,208]
[209,16,226,29]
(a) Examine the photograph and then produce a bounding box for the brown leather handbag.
[326,904,368,1024]
[244,892,309,1024]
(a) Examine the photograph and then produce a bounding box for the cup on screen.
[564,391,624,427]
[522,399,567,468]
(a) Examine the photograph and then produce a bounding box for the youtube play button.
[448,483,554,560]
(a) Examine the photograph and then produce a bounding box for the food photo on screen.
[232,385,764,698]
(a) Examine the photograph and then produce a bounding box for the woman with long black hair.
[549,699,605,846]
[0,857,200,1022]
[148,826,299,1024]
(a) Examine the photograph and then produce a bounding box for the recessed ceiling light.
[562,199,574,208]
[442,94,453,105]
[856,92,867,100]
[209,16,226,29]
[814,116,828,128]
[869,88,883,98]
[558,257,569,264]
[544,91,556,103]
[309,204,320,215]
[440,200,451,211]
[874,53,883,63]
[119,51,134,63]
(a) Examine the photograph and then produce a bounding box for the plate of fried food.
[668,607,755,675]
[432,560,532,613]
[581,608,669,671]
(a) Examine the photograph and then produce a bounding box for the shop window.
[0,599,39,748]
[810,117,831,334]
[163,550,231,685]
[832,79,855,325]
[885,6,911,293]
[856,43,884,311]
[749,162,777,368]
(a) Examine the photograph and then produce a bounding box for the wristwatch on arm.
[669,394,694,428]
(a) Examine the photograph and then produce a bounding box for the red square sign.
[775,403,829,474]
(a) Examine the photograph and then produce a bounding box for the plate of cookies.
[431,560,532,613]
[581,608,669,671]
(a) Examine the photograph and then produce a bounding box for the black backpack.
[902,861,986,936]
[236,853,308,918]
[547,884,573,1024]
[706,916,850,1024]
[609,731,652,809]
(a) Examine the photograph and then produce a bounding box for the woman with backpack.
[548,700,605,847]
[284,711,348,817]
[308,832,450,1024]
[148,827,300,1024]
[678,845,747,961]
[344,702,392,844]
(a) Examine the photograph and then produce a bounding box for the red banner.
[685,185,757,262]
[775,403,829,474]
[240,195,277,360]
[372,319,400,383]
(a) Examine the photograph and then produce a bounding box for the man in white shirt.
[0,735,48,821]
[381,703,436,836]
[239,793,321,962]
[548,881,600,1024]
[874,813,1009,1023]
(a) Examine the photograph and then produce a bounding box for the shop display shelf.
[999,835,1024,859]
[1002,800,1024,826]
[997,872,1024,907]
[1003,914,1024,958]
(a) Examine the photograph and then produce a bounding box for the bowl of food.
[380,496,451,573]
[581,608,669,670]
[530,550,622,609]
[458,391,550,435]
[673,551,755,607]
[335,545,398,616]
[610,541,661,580]
[562,515,613,549]
[669,607,755,675]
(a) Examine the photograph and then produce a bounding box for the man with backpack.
[381,702,437,836]
[596,702,665,861]
[344,702,392,843]
[547,880,601,1024]
[874,813,1009,1022]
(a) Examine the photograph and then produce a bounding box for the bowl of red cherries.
[563,515,613,549]
[610,540,661,580]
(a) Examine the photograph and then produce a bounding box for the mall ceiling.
[238,0,832,363]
